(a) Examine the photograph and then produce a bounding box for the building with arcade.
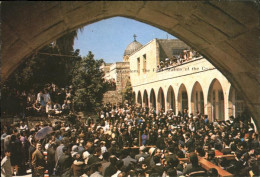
[103,36,249,122]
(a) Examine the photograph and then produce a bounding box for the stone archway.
[191,81,204,115]
[177,84,188,113]
[137,91,142,106]
[207,79,225,121]
[166,86,175,113]
[2,2,260,129]
[157,87,165,112]
[143,90,149,108]
[150,89,156,110]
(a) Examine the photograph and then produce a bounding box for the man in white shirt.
[43,89,51,105]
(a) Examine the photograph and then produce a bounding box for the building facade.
[128,38,247,122]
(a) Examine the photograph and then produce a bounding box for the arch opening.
[158,88,165,112]
[166,86,175,114]
[137,91,142,107]
[150,89,156,111]
[191,82,204,115]
[177,84,188,113]
[207,79,224,122]
[143,90,149,108]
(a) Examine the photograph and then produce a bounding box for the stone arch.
[2,2,260,130]
[177,84,188,113]
[150,88,156,110]
[166,86,175,113]
[143,89,149,108]
[137,91,142,106]
[157,87,165,112]
[207,79,225,121]
[191,81,204,115]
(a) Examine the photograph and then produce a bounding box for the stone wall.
[2,2,259,129]
[102,90,122,105]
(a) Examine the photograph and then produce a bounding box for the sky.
[74,17,176,63]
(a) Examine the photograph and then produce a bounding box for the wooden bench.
[178,157,233,177]
[123,145,156,149]
[199,157,233,177]
[215,154,260,160]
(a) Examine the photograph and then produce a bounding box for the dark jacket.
[57,154,73,176]
[32,149,46,176]
[183,164,206,176]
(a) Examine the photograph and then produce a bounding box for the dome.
[124,38,143,56]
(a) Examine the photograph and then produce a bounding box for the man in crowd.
[1,150,12,177]
[32,143,46,176]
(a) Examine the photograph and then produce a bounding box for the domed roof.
[124,35,143,56]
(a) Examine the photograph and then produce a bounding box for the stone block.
[144,1,199,20]
[215,41,255,72]
[65,2,106,29]
[180,15,228,43]
[137,7,178,31]
[2,39,32,80]
[3,2,61,41]
[192,2,247,38]
[1,24,19,52]
[103,1,145,17]
[172,24,210,50]
[227,28,260,69]
[210,1,258,29]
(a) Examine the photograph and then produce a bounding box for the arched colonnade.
[133,78,247,122]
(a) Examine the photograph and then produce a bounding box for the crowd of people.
[1,103,259,177]
[2,84,73,119]
[157,49,202,71]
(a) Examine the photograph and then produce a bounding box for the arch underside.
[2,1,260,129]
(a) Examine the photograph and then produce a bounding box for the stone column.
[224,89,230,121]
[175,97,179,116]
[188,94,192,117]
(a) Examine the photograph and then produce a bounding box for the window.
[137,57,140,74]
[143,54,146,73]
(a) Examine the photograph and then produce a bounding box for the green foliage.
[122,80,133,104]
[72,51,107,113]
[4,45,80,91]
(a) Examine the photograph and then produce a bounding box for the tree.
[4,44,80,91]
[72,51,107,113]
[55,28,83,54]
[122,80,133,104]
